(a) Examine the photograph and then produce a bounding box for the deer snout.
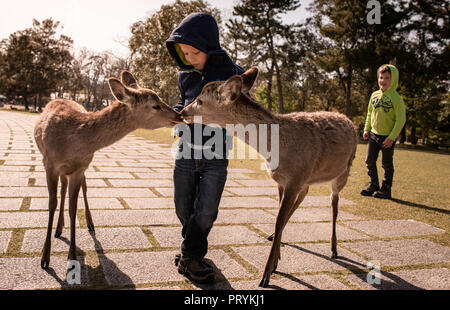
[179,107,195,124]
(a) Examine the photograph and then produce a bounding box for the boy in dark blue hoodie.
[166,12,244,283]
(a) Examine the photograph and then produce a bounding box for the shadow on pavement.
[281,244,424,290]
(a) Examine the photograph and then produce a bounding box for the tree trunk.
[274,63,284,114]
[267,76,273,112]
[345,64,353,118]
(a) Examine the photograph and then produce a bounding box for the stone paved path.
[0,110,449,290]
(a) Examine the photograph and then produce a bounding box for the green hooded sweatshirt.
[364,64,406,141]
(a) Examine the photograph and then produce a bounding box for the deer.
[34,71,181,270]
[179,67,358,287]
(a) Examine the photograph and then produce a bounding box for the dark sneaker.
[360,183,380,196]
[374,183,391,199]
[177,255,215,284]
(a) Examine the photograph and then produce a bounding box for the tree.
[128,0,221,105]
[0,18,74,110]
[227,0,300,113]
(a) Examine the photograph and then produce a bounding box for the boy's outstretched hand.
[383,138,394,148]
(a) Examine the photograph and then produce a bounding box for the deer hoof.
[54,230,62,238]
[41,259,50,269]
[267,233,274,241]
[331,252,338,259]
[259,277,269,288]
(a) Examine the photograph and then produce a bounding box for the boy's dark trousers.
[173,158,228,260]
[365,132,395,187]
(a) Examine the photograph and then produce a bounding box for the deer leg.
[267,184,284,242]
[41,168,59,269]
[330,169,350,259]
[259,185,300,287]
[267,185,309,242]
[271,185,310,271]
[82,176,95,232]
[55,175,68,238]
[67,173,83,262]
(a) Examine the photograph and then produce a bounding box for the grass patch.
[132,128,450,247]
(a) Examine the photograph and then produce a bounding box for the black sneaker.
[374,183,391,199]
[360,183,380,196]
[177,255,215,284]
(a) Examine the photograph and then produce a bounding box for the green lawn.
[133,127,450,247]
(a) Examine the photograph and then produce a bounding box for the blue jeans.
[173,158,228,260]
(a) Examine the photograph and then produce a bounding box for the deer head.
[108,71,181,129]
[180,67,259,126]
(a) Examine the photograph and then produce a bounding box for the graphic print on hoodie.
[166,13,245,159]
[364,64,406,141]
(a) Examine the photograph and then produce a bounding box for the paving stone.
[344,268,450,290]
[344,220,445,237]
[0,171,46,179]
[75,188,157,198]
[270,207,360,222]
[0,212,79,228]
[233,243,368,274]
[219,197,279,208]
[228,274,350,290]
[109,179,173,187]
[22,227,152,253]
[253,223,371,243]
[151,225,269,248]
[345,239,450,267]
[2,160,39,166]
[234,179,277,187]
[227,187,278,196]
[0,231,11,253]
[216,209,276,224]
[0,198,23,210]
[96,167,153,172]
[0,256,89,289]
[124,198,174,209]
[84,172,134,179]
[100,250,188,286]
[134,172,173,179]
[101,249,250,286]
[33,178,107,187]
[91,209,179,226]
[30,198,124,210]
[0,186,48,197]
[0,166,31,171]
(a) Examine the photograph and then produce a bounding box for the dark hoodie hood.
[166,13,225,70]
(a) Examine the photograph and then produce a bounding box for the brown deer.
[180,67,357,287]
[34,71,180,270]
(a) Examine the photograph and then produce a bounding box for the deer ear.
[108,78,136,105]
[121,71,139,89]
[241,67,259,92]
[221,75,242,103]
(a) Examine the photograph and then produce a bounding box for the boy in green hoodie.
[361,64,406,199]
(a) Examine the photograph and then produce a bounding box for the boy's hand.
[363,131,370,140]
[383,138,394,148]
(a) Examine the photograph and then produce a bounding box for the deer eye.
[197,99,203,105]
[152,105,162,110]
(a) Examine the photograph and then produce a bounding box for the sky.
[0,0,312,57]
